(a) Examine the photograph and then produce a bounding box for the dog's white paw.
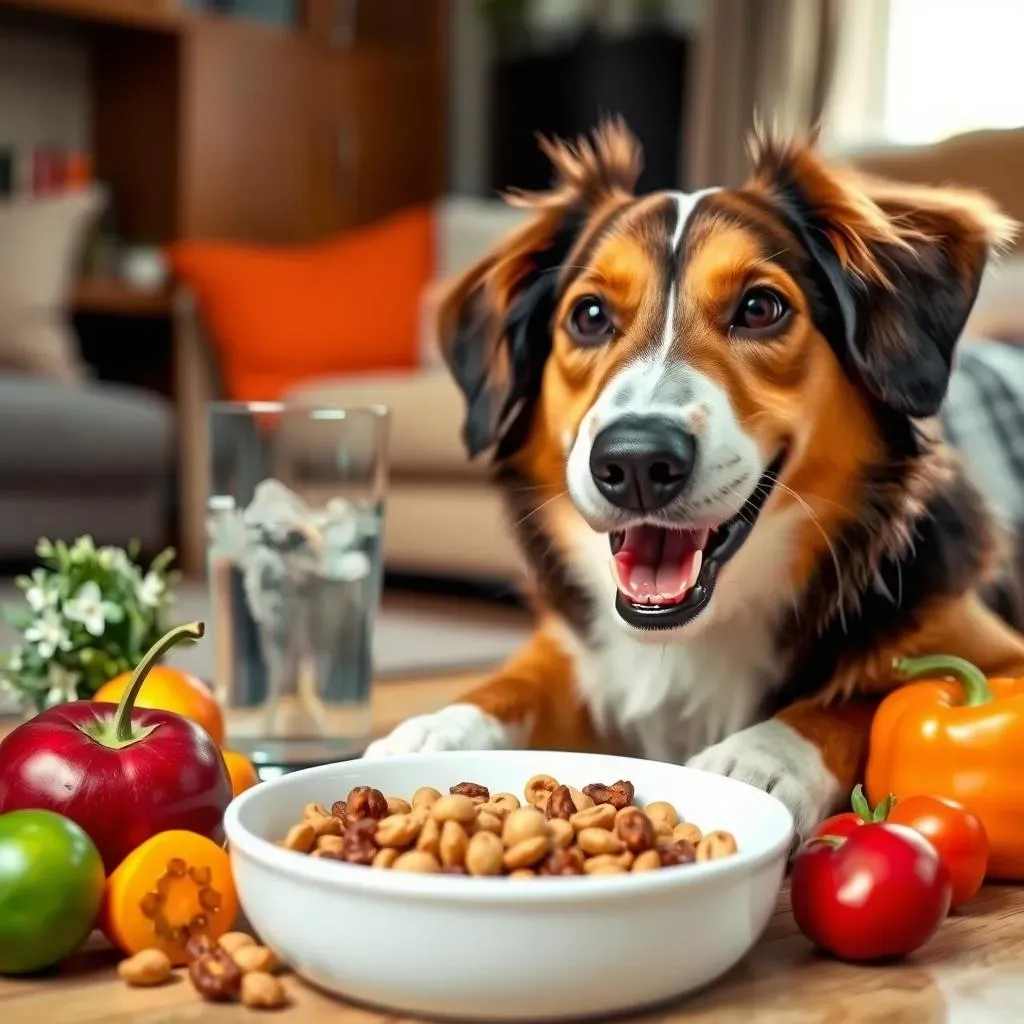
[687,719,841,843]
[362,704,518,758]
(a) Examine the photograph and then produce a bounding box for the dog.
[365,120,1024,841]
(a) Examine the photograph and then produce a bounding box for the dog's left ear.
[749,136,1017,418]
[438,118,642,461]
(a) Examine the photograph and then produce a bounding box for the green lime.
[0,809,105,974]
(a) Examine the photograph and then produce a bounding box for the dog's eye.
[732,288,790,335]
[568,295,614,344]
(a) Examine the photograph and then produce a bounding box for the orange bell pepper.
[866,654,1024,879]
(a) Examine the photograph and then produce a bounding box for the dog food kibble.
[119,934,290,1013]
[117,948,173,987]
[346,785,389,821]
[188,941,243,1002]
[218,931,257,956]
[673,822,703,844]
[697,830,739,861]
[645,800,679,828]
[450,781,490,800]
[275,779,738,879]
[242,971,289,1010]
[232,944,281,975]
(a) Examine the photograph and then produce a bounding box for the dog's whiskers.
[761,470,859,519]
[516,490,568,528]
[507,482,562,494]
[755,478,850,632]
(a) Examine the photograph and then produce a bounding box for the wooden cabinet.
[304,0,441,50]
[1,0,445,247]
[306,48,445,236]
[176,6,445,243]
[179,19,315,242]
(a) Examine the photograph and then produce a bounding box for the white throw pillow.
[0,186,105,381]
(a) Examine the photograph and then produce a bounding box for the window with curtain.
[824,0,1024,151]
[883,0,1024,144]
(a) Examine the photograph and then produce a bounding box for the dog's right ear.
[438,118,642,461]
[748,133,1016,419]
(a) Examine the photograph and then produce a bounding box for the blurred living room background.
[0,0,1021,697]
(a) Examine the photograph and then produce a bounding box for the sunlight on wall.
[884,0,1024,144]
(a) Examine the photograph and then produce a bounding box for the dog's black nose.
[589,416,696,512]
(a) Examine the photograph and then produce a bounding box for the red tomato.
[812,811,862,840]
[791,823,952,962]
[810,786,988,911]
[888,796,989,910]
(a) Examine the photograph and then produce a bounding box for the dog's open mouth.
[608,455,784,630]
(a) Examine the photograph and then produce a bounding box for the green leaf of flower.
[2,606,37,631]
[149,547,177,576]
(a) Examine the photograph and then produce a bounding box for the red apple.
[0,622,232,873]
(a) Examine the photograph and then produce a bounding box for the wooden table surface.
[2,674,1024,1023]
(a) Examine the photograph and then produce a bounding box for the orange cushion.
[168,205,434,402]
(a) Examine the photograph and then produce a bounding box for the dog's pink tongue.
[612,526,708,605]
[656,529,697,596]
[620,525,663,597]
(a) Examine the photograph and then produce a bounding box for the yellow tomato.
[94,667,225,746]
[221,750,259,798]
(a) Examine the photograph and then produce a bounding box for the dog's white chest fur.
[560,607,783,762]
[558,519,793,761]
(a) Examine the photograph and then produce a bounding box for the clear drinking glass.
[206,402,389,768]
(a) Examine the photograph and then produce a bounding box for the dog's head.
[438,119,1014,633]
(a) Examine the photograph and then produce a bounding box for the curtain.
[684,0,844,189]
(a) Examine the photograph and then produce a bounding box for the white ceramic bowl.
[224,750,793,1021]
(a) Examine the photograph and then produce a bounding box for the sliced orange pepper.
[866,654,1024,879]
[222,750,259,798]
[100,830,238,965]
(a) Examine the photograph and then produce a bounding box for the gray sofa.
[0,374,175,558]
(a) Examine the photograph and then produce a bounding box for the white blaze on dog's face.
[438,121,1014,636]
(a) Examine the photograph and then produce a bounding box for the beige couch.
[176,129,1024,581]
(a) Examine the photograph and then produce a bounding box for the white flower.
[6,646,22,673]
[44,662,80,708]
[69,536,97,563]
[25,610,73,659]
[25,569,57,613]
[98,546,130,574]
[137,571,165,608]
[63,581,120,638]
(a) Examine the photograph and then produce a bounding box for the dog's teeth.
[689,549,703,588]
